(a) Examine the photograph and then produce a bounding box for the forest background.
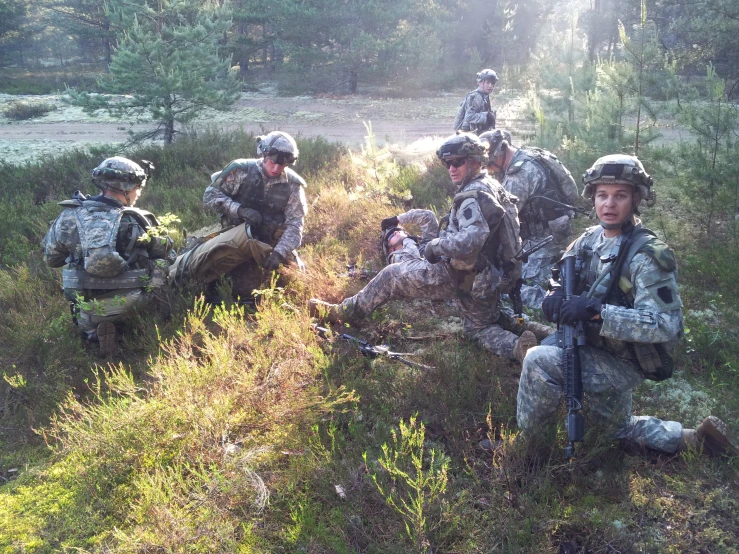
[2,0,739,552]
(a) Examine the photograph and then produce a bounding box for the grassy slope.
[0,132,738,553]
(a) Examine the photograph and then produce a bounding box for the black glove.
[381,215,400,231]
[559,295,602,325]
[263,251,285,271]
[237,205,262,225]
[486,111,496,128]
[423,241,441,264]
[541,287,565,323]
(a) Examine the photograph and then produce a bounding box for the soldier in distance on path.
[453,69,498,135]
[512,154,737,456]
[310,133,550,363]
[42,157,173,356]
[481,129,579,310]
[169,131,308,291]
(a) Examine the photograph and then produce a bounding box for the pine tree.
[68,0,240,144]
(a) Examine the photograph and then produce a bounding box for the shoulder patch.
[506,160,526,175]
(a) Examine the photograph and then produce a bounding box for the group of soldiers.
[41,69,737,457]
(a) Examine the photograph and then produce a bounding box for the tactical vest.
[453,91,492,133]
[217,159,306,245]
[450,176,522,294]
[59,197,160,291]
[562,225,681,381]
[507,148,578,239]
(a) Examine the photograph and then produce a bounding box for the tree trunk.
[164,119,175,144]
[348,69,358,94]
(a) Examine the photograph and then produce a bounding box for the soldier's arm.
[503,165,541,209]
[398,209,439,242]
[599,253,683,343]
[41,212,76,268]
[273,183,308,258]
[202,170,244,222]
[434,198,489,258]
[462,94,490,128]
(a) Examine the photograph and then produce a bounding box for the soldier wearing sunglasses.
[197,131,308,275]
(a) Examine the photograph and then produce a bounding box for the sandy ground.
[0,91,534,163]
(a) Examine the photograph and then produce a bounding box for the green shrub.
[2,100,56,120]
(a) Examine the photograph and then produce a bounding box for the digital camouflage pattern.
[332,174,526,360]
[202,158,308,259]
[517,225,685,453]
[42,196,172,332]
[454,90,494,134]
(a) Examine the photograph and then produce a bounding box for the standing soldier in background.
[453,69,498,135]
[42,157,172,356]
[518,154,737,456]
[310,133,545,363]
[482,129,579,309]
[170,131,308,287]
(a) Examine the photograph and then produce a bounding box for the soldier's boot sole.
[97,322,118,357]
[524,321,555,341]
[308,298,344,324]
[696,416,738,456]
[513,330,537,363]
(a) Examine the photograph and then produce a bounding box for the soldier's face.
[594,183,634,227]
[447,157,469,185]
[479,79,495,94]
[263,157,287,178]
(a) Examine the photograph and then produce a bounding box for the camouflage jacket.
[562,224,683,361]
[456,90,493,134]
[202,158,307,258]
[42,195,171,289]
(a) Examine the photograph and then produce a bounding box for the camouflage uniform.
[455,90,494,134]
[337,174,523,360]
[42,194,171,332]
[517,225,685,453]
[171,158,307,283]
[502,149,574,308]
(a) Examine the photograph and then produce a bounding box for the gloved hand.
[381,215,400,231]
[541,287,565,323]
[559,295,602,325]
[423,240,441,264]
[263,251,285,271]
[486,111,496,127]
[237,205,262,225]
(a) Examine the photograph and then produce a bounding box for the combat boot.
[96,321,119,357]
[513,330,537,363]
[308,299,346,324]
[679,416,738,456]
[524,320,555,341]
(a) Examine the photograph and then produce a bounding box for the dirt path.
[0,92,532,163]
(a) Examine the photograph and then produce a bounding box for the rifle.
[339,264,378,280]
[553,255,586,460]
[509,235,555,324]
[312,324,434,371]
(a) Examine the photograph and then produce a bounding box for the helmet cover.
[436,132,488,165]
[582,154,655,206]
[91,157,148,192]
[479,129,512,158]
[476,68,499,83]
[256,131,299,164]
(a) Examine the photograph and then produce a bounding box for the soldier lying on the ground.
[310,133,552,363]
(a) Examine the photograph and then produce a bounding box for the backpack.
[520,147,579,206]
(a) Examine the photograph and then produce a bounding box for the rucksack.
[519,147,579,206]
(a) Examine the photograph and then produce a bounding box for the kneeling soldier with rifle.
[516,155,737,458]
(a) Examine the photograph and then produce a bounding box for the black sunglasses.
[267,152,296,165]
[442,158,467,169]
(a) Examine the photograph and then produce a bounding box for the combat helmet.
[582,154,655,206]
[91,157,152,192]
[437,132,488,165]
[479,129,512,157]
[476,68,499,84]
[256,131,299,165]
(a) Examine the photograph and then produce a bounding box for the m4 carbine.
[553,255,587,460]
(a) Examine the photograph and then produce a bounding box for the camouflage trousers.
[517,345,683,453]
[339,258,522,359]
[519,236,568,310]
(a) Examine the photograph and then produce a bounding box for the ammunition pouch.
[630,342,674,382]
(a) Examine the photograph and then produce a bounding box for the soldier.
[516,155,737,456]
[453,69,498,135]
[481,129,579,309]
[170,131,308,286]
[42,157,172,356]
[310,133,544,363]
